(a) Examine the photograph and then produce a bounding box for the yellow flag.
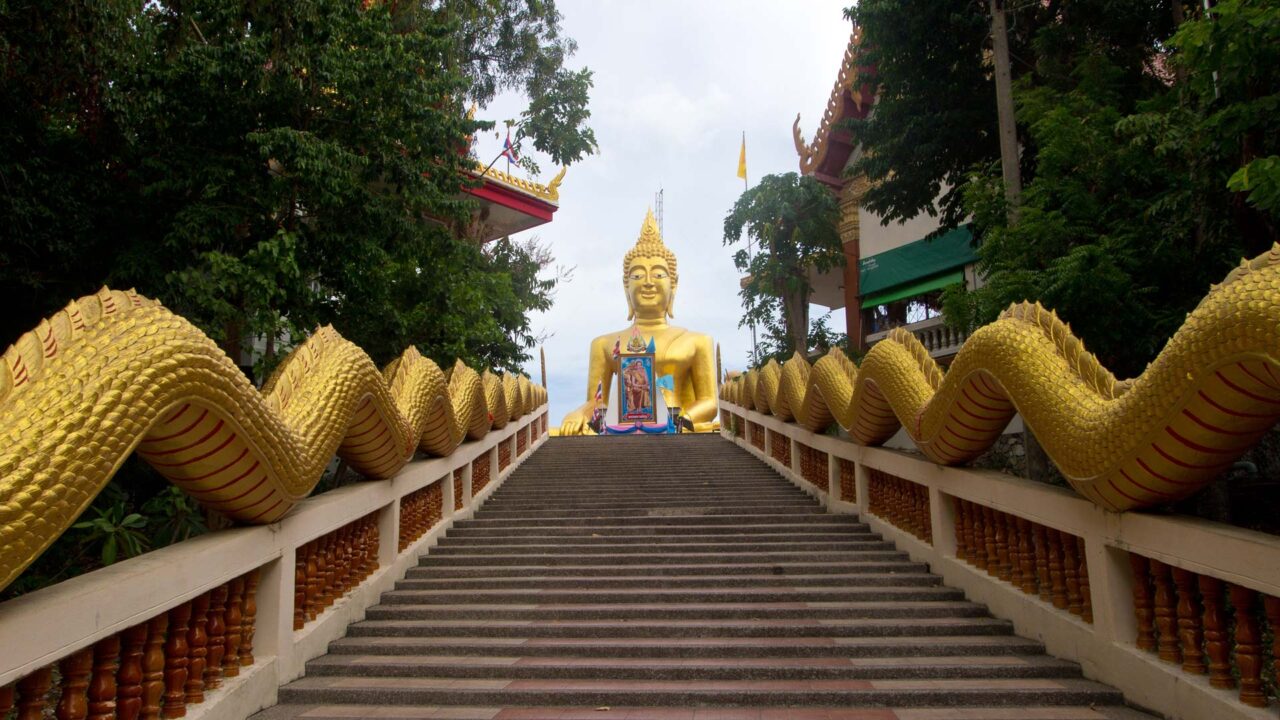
[737,133,747,180]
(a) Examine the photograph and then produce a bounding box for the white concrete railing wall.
[722,400,1280,720]
[0,405,549,720]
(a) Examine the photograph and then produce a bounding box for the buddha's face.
[625,256,675,319]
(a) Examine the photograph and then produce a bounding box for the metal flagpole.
[742,131,760,366]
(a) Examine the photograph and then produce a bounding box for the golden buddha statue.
[559,210,720,435]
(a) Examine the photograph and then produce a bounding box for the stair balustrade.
[797,442,828,489]
[721,397,1280,720]
[498,437,512,472]
[1126,552,1280,708]
[748,421,765,451]
[0,405,548,720]
[767,428,792,467]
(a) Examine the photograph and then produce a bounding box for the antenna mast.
[654,187,664,238]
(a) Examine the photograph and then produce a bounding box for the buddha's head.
[623,209,679,321]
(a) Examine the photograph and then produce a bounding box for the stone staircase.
[256,434,1151,719]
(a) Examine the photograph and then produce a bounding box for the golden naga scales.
[0,289,545,591]
[724,244,1280,513]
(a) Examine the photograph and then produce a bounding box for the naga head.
[623,208,679,321]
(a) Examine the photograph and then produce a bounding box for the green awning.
[860,269,964,309]
[858,225,978,297]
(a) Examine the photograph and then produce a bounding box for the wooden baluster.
[304,542,320,621]
[982,506,998,577]
[117,623,147,720]
[89,635,121,720]
[1264,596,1280,703]
[162,602,191,718]
[293,550,307,630]
[965,501,980,561]
[204,586,226,690]
[1047,530,1067,610]
[1017,518,1036,595]
[1199,574,1234,688]
[1150,559,1181,664]
[921,488,932,543]
[331,529,347,597]
[1229,584,1267,707]
[186,594,209,704]
[1062,533,1082,618]
[312,538,328,611]
[366,517,379,575]
[320,535,336,607]
[56,647,93,720]
[1128,554,1157,651]
[953,499,968,561]
[1167,567,1206,674]
[241,569,260,666]
[0,684,14,718]
[968,504,986,570]
[1006,514,1021,587]
[16,666,52,720]
[141,613,167,720]
[223,578,244,676]
[994,510,1010,581]
[1078,543,1092,623]
[1034,524,1051,602]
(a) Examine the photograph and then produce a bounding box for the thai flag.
[502,130,518,162]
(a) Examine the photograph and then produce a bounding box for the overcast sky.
[473,1,855,426]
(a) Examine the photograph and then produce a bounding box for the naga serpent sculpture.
[0,288,546,591]
[722,245,1280,513]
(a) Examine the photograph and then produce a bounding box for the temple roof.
[792,26,876,188]
[462,164,565,242]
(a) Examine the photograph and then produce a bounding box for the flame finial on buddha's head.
[623,208,678,281]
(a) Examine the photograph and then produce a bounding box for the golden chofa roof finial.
[623,208,678,280]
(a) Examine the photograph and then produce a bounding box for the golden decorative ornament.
[0,289,546,591]
[722,245,1280,513]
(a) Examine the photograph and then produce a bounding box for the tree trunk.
[783,290,808,357]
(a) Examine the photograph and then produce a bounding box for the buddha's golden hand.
[559,406,594,436]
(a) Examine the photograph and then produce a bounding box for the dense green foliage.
[0,0,593,594]
[724,172,843,363]
[847,0,1279,378]
[0,0,593,374]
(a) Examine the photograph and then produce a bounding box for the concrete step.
[303,653,1082,680]
[346,617,1018,639]
[326,634,1050,659]
[415,551,912,567]
[425,540,896,555]
[394,573,943,590]
[405,562,932,578]
[363,600,988,621]
[445,522,872,537]
[378,587,966,605]
[254,703,1153,720]
[452,514,866,528]
[276,675,1125,708]
[437,532,878,544]
[467,506,827,519]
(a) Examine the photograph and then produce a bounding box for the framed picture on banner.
[617,353,657,424]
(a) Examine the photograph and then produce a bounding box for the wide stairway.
[258,434,1148,719]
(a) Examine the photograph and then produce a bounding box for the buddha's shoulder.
[664,327,713,346]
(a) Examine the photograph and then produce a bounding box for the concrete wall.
[722,400,1280,720]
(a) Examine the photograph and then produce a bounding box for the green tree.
[723,173,843,362]
[0,0,591,376]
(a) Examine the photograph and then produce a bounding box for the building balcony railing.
[866,315,969,358]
